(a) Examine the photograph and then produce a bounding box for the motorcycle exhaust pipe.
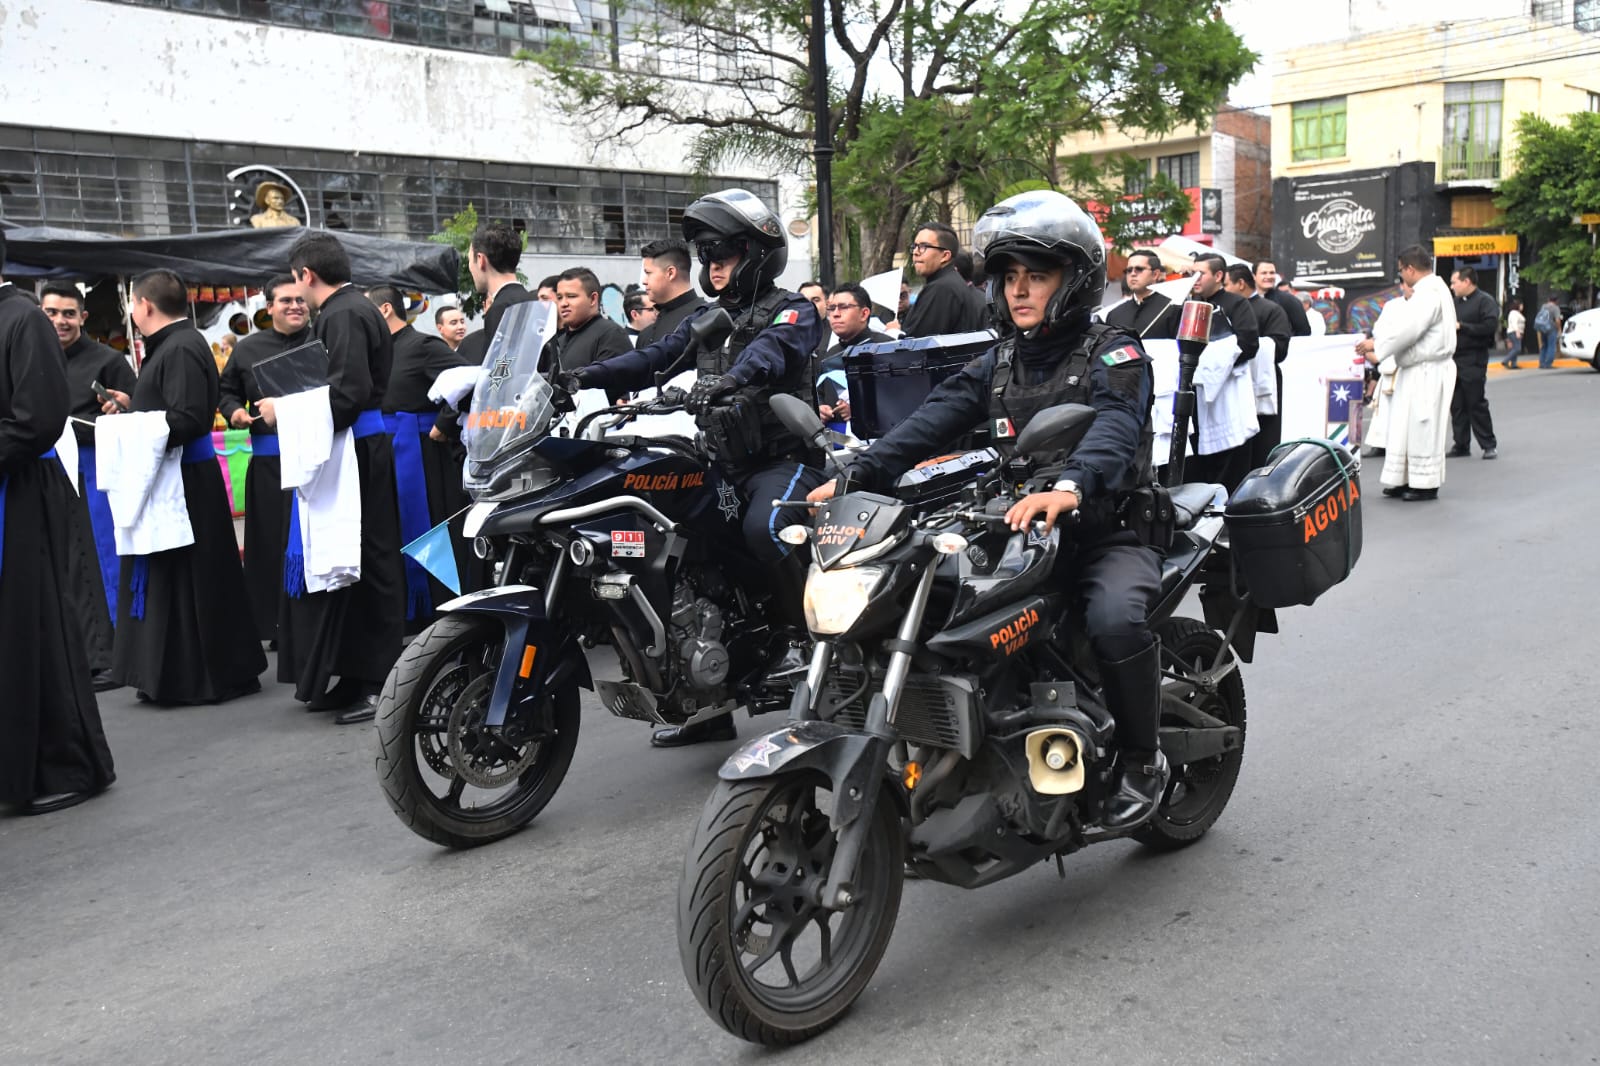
[1024,727,1088,795]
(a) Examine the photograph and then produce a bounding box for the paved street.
[4,366,1598,1066]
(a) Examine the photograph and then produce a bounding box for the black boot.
[651,713,737,748]
[1097,642,1169,832]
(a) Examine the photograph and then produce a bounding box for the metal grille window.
[1156,152,1199,189]
[1578,0,1600,32]
[0,124,774,253]
[107,0,769,79]
[1442,81,1503,181]
[1291,97,1347,162]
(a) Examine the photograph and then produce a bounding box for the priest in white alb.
[1354,244,1457,502]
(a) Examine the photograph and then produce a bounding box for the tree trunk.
[860,200,915,275]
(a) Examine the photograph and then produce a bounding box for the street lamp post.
[808,0,835,288]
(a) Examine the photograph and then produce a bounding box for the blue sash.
[0,447,58,589]
[284,409,385,598]
[384,412,435,621]
[79,446,120,620]
[129,436,219,619]
[250,433,280,457]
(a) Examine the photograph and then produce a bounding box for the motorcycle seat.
[1169,482,1227,530]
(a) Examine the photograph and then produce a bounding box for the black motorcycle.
[375,304,801,848]
[675,397,1264,1044]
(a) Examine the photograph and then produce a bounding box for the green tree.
[429,204,528,318]
[1497,112,1600,303]
[521,0,1253,273]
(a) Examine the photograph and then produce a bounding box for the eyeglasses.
[273,297,307,306]
[1125,266,1156,274]
[824,302,862,314]
[909,242,946,254]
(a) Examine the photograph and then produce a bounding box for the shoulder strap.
[989,335,1017,406]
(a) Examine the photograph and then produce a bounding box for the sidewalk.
[1488,357,1589,375]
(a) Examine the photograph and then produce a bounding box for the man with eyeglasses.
[42,283,133,691]
[817,282,892,426]
[219,274,311,647]
[1104,249,1180,339]
[902,222,989,337]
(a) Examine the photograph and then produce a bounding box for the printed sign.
[611,530,645,558]
[1290,174,1388,281]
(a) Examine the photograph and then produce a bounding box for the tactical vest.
[696,286,815,469]
[987,323,1155,492]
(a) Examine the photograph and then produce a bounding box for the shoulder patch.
[1101,345,1141,367]
[772,309,801,326]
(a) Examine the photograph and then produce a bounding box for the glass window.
[1579,0,1600,32]
[1155,151,1199,189]
[1291,97,1347,162]
[1442,81,1502,180]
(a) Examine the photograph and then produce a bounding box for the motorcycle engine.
[670,581,730,691]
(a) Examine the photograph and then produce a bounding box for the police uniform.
[844,320,1164,752]
[577,286,828,570]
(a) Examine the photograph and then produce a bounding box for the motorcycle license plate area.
[1224,439,1362,607]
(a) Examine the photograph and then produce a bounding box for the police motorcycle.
[676,312,1364,1043]
[374,301,805,848]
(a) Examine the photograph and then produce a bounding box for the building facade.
[1269,4,1600,330]
[0,0,806,292]
[1056,107,1273,276]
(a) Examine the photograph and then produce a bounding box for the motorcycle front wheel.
[375,613,581,849]
[677,773,904,1046]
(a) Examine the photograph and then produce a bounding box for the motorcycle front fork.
[793,563,940,911]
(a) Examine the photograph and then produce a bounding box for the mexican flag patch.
[993,416,1016,439]
[1101,345,1141,367]
[772,309,801,326]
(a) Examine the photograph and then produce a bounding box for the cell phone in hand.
[92,379,129,412]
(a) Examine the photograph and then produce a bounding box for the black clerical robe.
[63,335,134,668]
[901,266,989,338]
[1104,291,1181,340]
[111,320,265,704]
[275,286,405,702]
[384,324,479,628]
[220,325,309,641]
[635,289,706,349]
[0,285,116,805]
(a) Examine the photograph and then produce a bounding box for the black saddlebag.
[844,331,994,440]
[1224,439,1362,608]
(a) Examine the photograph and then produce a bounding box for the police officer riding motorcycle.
[566,188,827,747]
[807,189,1170,829]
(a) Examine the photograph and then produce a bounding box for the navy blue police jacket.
[579,291,825,394]
[845,327,1154,504]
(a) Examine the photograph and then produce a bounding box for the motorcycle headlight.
[802,564,885,635]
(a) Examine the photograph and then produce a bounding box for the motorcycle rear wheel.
[678,774,904,1045]
[375,614,581,849]
[1136,616,1247,851]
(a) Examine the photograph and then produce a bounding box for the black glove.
[557,367,594,395]
[686,373,737,415]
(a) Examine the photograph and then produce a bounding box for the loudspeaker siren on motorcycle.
[1024,727,1087,795]
[779,524,810,545]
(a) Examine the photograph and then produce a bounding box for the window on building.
[1578,0,1600,32]
[1124,161,1151,195]
[0,123,776,250]
[1531,0,1562,21]
[1155,152,1200,189]
[1442,81,1503,180]
[1589,92,1600,112]
[104,0,766,80]
[1290,97,1347,162]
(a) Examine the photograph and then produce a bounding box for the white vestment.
[1374,275,1457,490]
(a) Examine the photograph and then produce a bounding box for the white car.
[1560,308,1600,370]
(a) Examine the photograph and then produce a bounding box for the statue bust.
[250,181,301,229]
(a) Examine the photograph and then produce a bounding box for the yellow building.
[1268,7,1600,314]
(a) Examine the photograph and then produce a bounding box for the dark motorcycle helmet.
[681,188,789,307]
[974,190,1106,334]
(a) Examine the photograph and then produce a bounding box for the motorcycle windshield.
[464,300,557,468]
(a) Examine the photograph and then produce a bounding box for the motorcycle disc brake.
[417,664,474,779]
[446,673,543,790]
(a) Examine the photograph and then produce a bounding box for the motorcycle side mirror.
[1013,403,1097,457]
[689,307,735,353]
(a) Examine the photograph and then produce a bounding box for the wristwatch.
[1052,478,1084,502]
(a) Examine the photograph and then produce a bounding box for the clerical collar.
[142,318,192,354]
[487,278,517,305]
[657,289,700,312]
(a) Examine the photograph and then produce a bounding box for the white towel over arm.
[276,386,362,594]
[94,410,193,556]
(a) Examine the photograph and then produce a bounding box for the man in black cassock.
[42,281,132,690]
[100,270,266,704]
[455,221,532,366]
[367,283,479,630]
[219,274,310,645]
[1187,253,1261,493]
[1105,249,1181,340]
[0,245,117,814]
[260,233,404,725]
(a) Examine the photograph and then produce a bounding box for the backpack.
[1534,304,1555,332]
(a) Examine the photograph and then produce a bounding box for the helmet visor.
[695,237,748,265]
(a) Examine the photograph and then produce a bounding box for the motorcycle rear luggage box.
[1223,440,1362,608]
[844,331,995,439]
